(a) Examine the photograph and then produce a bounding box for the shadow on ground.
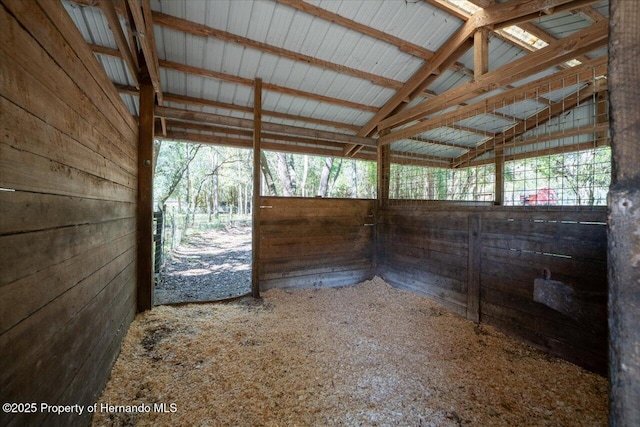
[155,226,251,305]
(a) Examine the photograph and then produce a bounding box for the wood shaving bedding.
[93,277,607,426]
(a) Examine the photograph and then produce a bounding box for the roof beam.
[276,0,474,77]
[165,120,351,149]
[454,77,607,166]
[378,20,608,135]
[159,59,379,113]
[90,43,378,113]
[125,0,166,135]
[98,0,139,88]
[162,131,378,162]
[116,85,360,132]
[356,0,596,139]
[155,106,377,147]
[474,0,600,29]
[408,137,475,151]
[378,55,607,145]
[151,11,403,89]
[465,0,595,64]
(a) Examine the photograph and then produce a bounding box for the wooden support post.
[474,28,489,80]
[608,0,640,425]
[137,77,155,312]
[467,214,481,323]
[251,78,262,299]
[377,137,390,209]
[494,149,504,205]
[595,90,608,145]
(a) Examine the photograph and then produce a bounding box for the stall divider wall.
[378,204,608,374]
[258,197,376,290]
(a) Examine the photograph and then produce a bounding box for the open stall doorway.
[153,142,253,305]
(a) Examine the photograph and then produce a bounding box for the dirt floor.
[155,226,251,305]
[95,277,607,426]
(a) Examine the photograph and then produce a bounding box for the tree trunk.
[301,155,309,197]
[329,158,343,195]
[260,152,277,196]
[351,160,358,197]
[276,152,296,196]
[317,157,334,197]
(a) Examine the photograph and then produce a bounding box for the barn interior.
[1,0,638,426]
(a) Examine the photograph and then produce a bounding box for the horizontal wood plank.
[0,191,135,235]
[1,97,136,188]
[2,262,136,424]
[0,143,136,202]
[261,269,372,291]
[0,218,135,287]
[0,233,135,333]
[0,8,136,161]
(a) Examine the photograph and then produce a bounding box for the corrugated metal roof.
[61,0,609,163]
[391,139,467,159]
[534,11,593,38]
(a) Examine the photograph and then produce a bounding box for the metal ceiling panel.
[391,139,468,159]
[417,127,489,148]
[61,0,610,155]
[534,11,593,38]
[495,99,547,120]
[456,115,516,133]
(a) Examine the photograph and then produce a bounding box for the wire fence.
[386,61,610,208]
[153,209,252,274]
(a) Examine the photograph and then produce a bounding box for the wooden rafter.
[151,11,403,90]
[474,0,600,29]
[574,5,606,22]
[465,0,595,64]
[159,59,379,113]
[155,106,377,147]
[90,44,378,113]
[162,130,379,162]
[165,120,354,149]
[124,0,166,135]
[115,85,360,132]
[98,0,139,88]
[276,0,474,77]
[454,77,607,166]
[355,0,599,140]
[408,137,472,151]
[378,55,607,145]
[379,20,608,138]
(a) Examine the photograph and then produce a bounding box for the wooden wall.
[0,1,138,426]
[258,197,375,290]
[378,204,608,374]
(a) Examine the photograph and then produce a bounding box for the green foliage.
[504,147,611,205]
[261,152,376,198]
[390,163,495,201]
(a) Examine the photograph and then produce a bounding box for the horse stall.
[1,0,639,426]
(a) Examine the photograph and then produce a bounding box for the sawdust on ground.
[94,277,608,427]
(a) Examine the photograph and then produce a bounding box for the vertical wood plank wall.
[0,2,138,426]
[379,204,608,374]
[258,197,375,290]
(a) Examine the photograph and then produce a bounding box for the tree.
[275,152,296,196]
[317,157,333,197]
[260,152,278,196]
[155,142,202,210]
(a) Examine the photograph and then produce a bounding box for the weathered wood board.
[258,197,375,291]
[0,2,138,426]
[378,204,608,374]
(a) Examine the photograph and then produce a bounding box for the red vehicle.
[520,188,558,206]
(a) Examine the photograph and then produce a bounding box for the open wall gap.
[153,141,253,304]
